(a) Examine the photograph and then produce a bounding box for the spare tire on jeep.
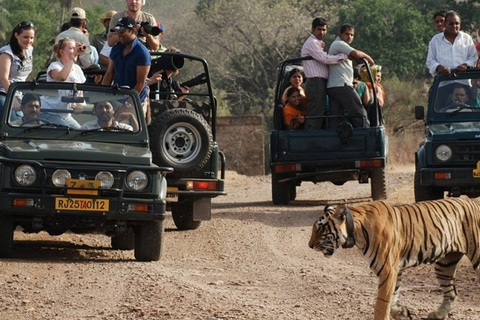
[149,108,214,177]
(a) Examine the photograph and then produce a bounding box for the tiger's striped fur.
[308,198,480,320]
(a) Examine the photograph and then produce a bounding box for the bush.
[382,77,430,166]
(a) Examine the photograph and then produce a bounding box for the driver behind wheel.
[451,85,470,105]
[437,84,474,112]
[10,93,43,126]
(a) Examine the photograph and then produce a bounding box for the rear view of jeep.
[415,69,480,201]
[148,52,226,229]
[270,57,388,205]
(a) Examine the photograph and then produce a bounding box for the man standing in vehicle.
[102,16,151,120]
[107,0,159,51]
[327,23,374,129]
[426,11,477,77]
[426,11,477,108]
[301,18,347,130]
[433,10,446,33]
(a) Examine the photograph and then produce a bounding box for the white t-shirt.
[100,42,112,58]
[0,45,34,93]
[42,61,86,113]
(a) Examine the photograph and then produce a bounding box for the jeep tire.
[134,221,164,261]
[370,167,387,200]
[272,173,291,205]
[171,200,202,230]
[149,109,213,177]
[0,216,14,258]
[111,228,135,250]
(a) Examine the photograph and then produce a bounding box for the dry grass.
[382,77,430,166]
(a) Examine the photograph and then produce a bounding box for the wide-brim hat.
[100,10,117,24]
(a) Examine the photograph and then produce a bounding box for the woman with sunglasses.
[0,21,35,115]
[41,38,87,129]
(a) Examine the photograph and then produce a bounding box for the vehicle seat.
[274,103,285,130]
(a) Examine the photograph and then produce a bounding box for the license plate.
[473,161,480,178]
[55,198,109,211]
[166,187,178,202]
[66,179,101,189]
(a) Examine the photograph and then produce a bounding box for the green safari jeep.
[270,57,388,205]
[0,81,172,261]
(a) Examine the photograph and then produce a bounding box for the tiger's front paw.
[427,310,447,320]
[390,304,413,320]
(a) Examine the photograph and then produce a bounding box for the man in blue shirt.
[102,16,152,120]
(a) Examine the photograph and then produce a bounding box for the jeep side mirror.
[414,105,424,120]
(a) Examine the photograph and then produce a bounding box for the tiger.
[308,198,480,320]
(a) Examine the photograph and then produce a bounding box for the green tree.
[335,0,431,78]
[0,0,63,77]
[189,0,312,116]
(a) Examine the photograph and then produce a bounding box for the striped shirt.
[426,31,477,76]
[301,34,348,79]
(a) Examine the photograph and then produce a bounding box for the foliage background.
[1,0,480,164]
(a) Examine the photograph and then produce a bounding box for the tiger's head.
[308,204,351,257]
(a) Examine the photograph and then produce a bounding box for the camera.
[139,21,161,36]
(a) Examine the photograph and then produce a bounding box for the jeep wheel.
[0,216,14,258]
[414,165,443,202]
[171,201,202,230]
[134,221,164,261]
[290,184,297,201]
[149,109,213,177]
[111,229,134,250]
[370,168,387,200]
[272,173,291,205]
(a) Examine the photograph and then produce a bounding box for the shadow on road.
[9,239,133,262]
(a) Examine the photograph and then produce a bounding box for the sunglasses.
[16,21,35,30]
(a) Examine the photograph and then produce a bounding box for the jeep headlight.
[159,175,167,199]
[95,171,114,188]
[15,165,37,186]
[52,169,71,187]
[126,171,148,191]
[435,145,452,162]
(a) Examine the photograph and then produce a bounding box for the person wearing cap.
[92,10,117,54]
[155,23,167,52]
[107,0,160,51]
[55,7,95,69]
[102,16,151,120]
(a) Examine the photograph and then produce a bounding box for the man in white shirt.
[327,24,374,129]
[426,11,477,77]
[301,18,347,130]
[426,11,477,109]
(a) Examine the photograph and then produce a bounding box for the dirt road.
[1,165,479,320]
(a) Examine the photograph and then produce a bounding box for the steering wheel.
[440,103,475,113]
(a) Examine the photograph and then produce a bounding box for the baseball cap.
[110,16,136,33]
[71,7,88,21]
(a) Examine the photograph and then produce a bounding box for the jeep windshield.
[2,82,144,140]
[431,71,480,116]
